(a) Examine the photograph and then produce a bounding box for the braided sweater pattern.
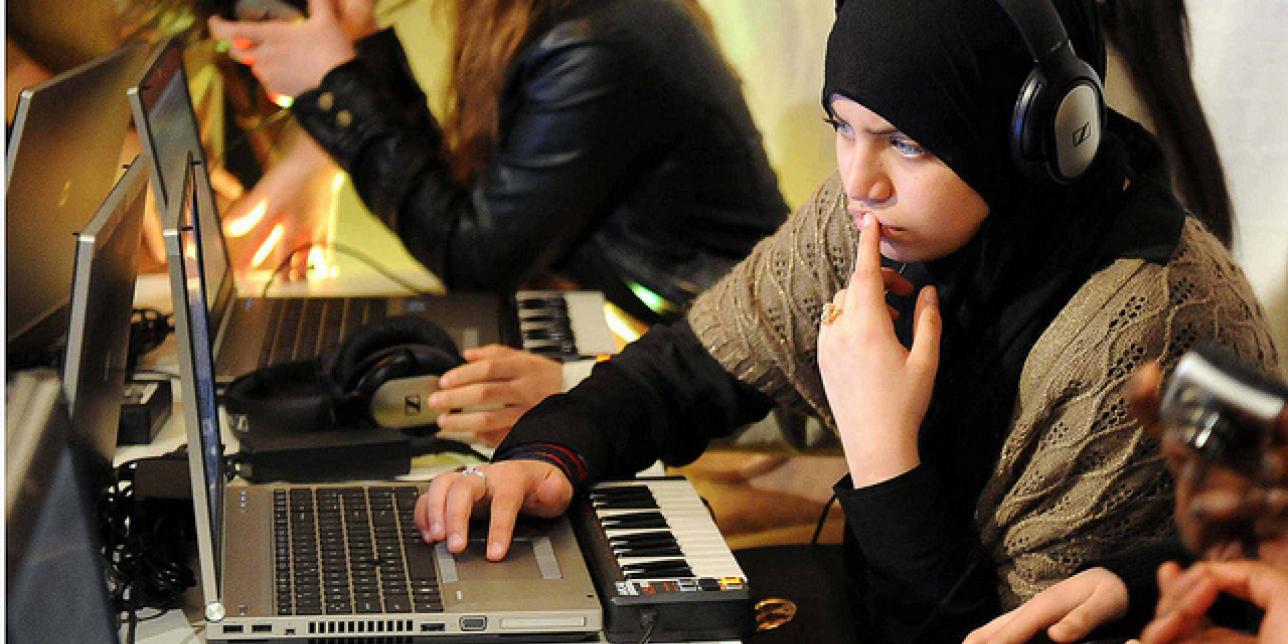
[687,173,1280,607]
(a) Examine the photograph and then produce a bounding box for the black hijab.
[822,0,1185,495]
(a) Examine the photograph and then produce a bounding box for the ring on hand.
[821,302,843,325]
[459,465,487,484]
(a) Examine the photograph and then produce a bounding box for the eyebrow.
[865,126,901,136]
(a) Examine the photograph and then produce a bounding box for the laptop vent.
[306,639,411,644]
[306,619,415,638]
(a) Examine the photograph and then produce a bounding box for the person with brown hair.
[208,0,787,325]
[1100,0,1235,248]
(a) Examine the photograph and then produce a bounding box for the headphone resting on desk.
[224,316,465,435]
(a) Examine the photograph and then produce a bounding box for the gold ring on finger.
[821,302,843,325]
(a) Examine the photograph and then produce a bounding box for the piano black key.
[609,533,678,548]
[593,497,660,510]
[601,513,669,529]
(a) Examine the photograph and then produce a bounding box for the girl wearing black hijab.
[413,0,1279,640]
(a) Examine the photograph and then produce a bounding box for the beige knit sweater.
[687,173,1280,607]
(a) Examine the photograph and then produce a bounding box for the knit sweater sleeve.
[686,173,854,424]
[975,218,1281,608]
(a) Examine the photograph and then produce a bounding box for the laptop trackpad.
[436,536,563,583]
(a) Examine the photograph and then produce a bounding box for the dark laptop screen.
[5,44,145,366]
[61,157,148,487]
[131,39,231,321]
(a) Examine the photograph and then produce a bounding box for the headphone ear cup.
[1010,60,1104,184]
[345,344,460,397]
[341,343,462,429]
[224,358,341,434]
[332,316,463,388]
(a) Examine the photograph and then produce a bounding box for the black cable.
[637,607,658,644]
[100,454,198,640]
[259,241,433,298]
[810,492,839,546]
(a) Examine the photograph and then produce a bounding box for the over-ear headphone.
[995,0,1105,184]
[224,316,464,435]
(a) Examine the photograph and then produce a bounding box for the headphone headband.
[993,0,1074,64]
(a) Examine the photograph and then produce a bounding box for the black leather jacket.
[293,0,787,323]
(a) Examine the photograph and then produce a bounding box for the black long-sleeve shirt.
[496,322,1003,641]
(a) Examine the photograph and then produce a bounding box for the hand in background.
[817,215,940,487]
[221,128,338,279]
[1140,560,1288,643]
[413,460,573,561]
[429,345,563,447]
[1128,363,1288,559]
[964,568,1130,644]
[209,0,359,99]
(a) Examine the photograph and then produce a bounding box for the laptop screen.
[165,154,226,597]
[61,156,148,487]
[5,44,146,366]
[130,38,232,326]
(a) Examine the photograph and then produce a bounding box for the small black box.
[118,379,173,445]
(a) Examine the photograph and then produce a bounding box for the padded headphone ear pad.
[332,316,463,388]
[1010,67,1049,176]
[224,358,341,434]
[345,344,462,395]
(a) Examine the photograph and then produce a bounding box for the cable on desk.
[637,607,658,644]
[260,241,433,299]
[810,491,839,547]
[101,453,198,644]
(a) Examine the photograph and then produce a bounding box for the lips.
[850,210,905,233]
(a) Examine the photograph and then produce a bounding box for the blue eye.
[825,116,854,138]
[891,136,925,158]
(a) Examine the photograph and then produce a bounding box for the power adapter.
[119,379,173,445]
[235,426,412,483]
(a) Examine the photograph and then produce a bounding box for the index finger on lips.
[847,215,886,321]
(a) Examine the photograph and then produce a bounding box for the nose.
[841,142,893,207]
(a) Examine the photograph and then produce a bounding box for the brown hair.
[442,0,717,184]
[1100,0,1234,247]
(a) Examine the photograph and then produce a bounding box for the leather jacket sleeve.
[293,28,664,291]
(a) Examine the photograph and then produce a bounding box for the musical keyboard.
[514,290,616,361]
[570,477,751,643]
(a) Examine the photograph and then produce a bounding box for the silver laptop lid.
[61,156,149,485]
[130,37,234,332]
[6,43,147,363]
[163,153,226,607]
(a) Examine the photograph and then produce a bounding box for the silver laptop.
[163,154,602,641]
[60,155,149,486]
[5,43,148,365]
[129,39,516,384]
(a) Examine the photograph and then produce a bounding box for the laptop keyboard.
[274,486,442,615]
[260,298,388,367]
